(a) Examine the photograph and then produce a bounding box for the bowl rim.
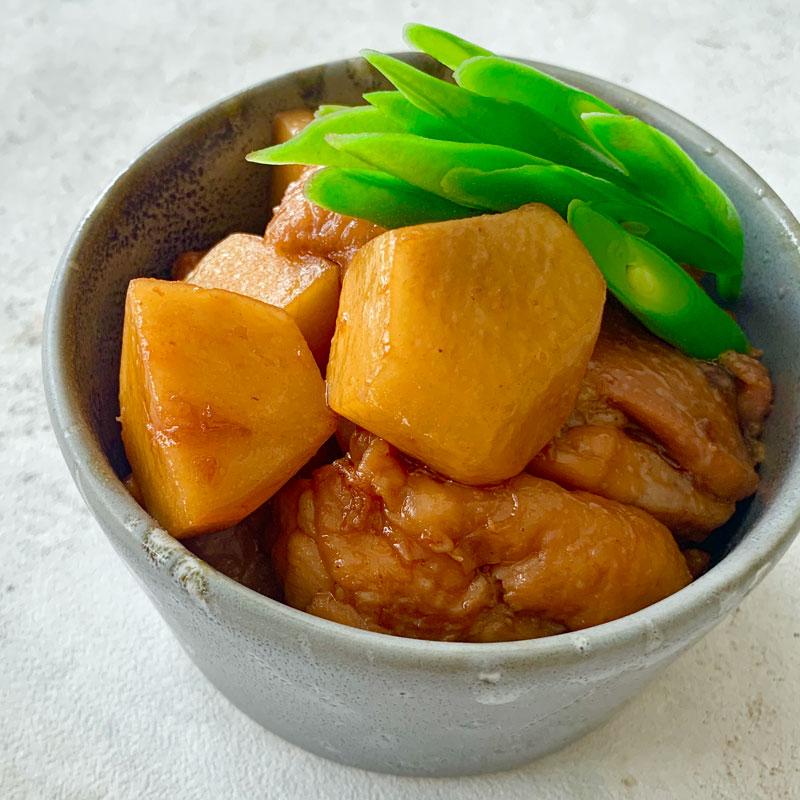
[42,54,800,664]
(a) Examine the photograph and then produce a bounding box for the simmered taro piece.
[119,279,336,536]
[269,108,316,208]
[180,233,340,367]
[327,204,606,485]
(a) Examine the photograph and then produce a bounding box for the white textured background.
[2,0,799,797]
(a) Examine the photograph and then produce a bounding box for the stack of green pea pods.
[248,24,748,360]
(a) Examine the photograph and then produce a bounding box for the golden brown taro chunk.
[269,108,315,208]
[327,204,606,485]
[530,306,771,540]
[265,166,385,270]
[181,233,340,367]
[272,432,691,642]
[119,279,336,537]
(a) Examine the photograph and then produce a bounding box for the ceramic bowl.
[42,53,800,777]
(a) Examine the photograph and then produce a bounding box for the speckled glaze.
[43,54,800,777]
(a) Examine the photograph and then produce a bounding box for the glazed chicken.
[530,304,772,540]
[273,429,691,642]
[265,166,386,272]
[185,503,281,598]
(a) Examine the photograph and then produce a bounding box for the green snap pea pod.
[441,163,634,214]
[246,105,402,169]
[326,133,543,208]
[403,30,743,265]
[314,104,351,117]
[304,167,479,229]
[441,165,742,299]
[712,271,742,301]
[402,22,492,71]
[567,200,748,359]
[593,198,742,300]
[454,56,621,165]
[448,47,742,264]
[361,50,626,182]
[363,91,476,142]
[582,113,743,262]
[402,29,624,172]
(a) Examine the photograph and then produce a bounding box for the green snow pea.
[403,26,623,167]
[326,133,543,207]
[582,113,743,261]
[403,28,742,264]
[454,56,621,162]
[441,165,742,299]
[361,50,625,182]
[314,104,351,117]
[567,201,748,359]
[363,91,476,142]
[304,167,478,229]
[403,22,492,71]
[444,48,742,262]
[244,24,747,338]
[246,105,402,170]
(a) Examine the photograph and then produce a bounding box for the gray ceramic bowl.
[43,54,800,777]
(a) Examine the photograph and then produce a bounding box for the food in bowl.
[116,24,772,642]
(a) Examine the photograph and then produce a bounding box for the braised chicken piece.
[531,424,735,537]
[264,167,385,272]
[683,548,712,580]
[273,430,691,642]
[185,504,281,598]
[717,350,772,444]
[530,305,772,540]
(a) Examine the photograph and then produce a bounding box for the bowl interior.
[45,54,800,626]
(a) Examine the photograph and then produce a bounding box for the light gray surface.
[3,0,800,797]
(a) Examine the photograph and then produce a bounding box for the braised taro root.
[177,103,382,368]
[181,233,341,367]
[273,430,690,641]
[119,279,336,537]
[119,65,772,642]
[327,204,606,485]
[269,108,316,209]
[179,162,384,368]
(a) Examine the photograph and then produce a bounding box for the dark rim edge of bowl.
[42,55,800,663]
